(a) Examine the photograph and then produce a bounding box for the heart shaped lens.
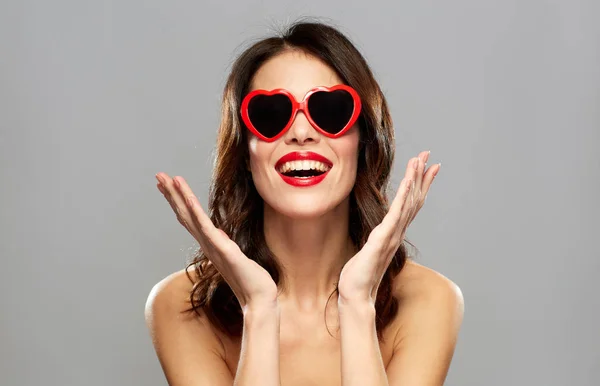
[247,93,293,139]
[307,89,356,134]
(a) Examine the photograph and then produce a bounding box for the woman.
[146,20,464,386]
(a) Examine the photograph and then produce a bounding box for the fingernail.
[413,158,419,169]
[433,163,442,177]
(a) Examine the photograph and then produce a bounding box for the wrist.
[337,291,376,309]
[337,298,376,319]
[243,300,280,319]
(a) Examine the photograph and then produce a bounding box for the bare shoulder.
[144,266,223,349]
[146,267,195,307]
[146,266,202,307]
[144,267,199,325]
[393,259,463,302]
[382,259,465,383]
[381,261,464,383]
[144,268,233,385]
[392,259,464,333]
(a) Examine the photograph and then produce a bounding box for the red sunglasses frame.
[240,84,362,142]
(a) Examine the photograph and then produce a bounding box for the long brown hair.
[185,19,416,342]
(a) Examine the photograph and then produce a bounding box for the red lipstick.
[275,151,333,187]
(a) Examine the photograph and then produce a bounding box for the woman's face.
[247,50,360,219]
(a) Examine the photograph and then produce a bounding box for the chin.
[277,210,329,220]
[263,194,350,220]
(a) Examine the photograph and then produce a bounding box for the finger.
[411,151,434,207]
[420,162,441,204]
[158,173,197,230]
[156,174,179,213]
[156,174,237,277]
[172,176,223,241]
[381,177,415,252]
[157,182,182,214]
[182,187,249,274]
[157,182,166,195]
[403,179,419,225]
[404,157,422,199]
[415,150,429,195]
[407,161,440,225]
[421,150,431,165]
[169,177,240,273]
[380,177,413,233]
[156,173,181,210]
[404,157,419,180]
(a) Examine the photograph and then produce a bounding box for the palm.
[338,235,390,302]
[155,172,278,308]
[337,151,440,304]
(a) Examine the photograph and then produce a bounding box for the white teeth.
[278,160,331,173]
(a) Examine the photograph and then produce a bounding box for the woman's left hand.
[337,150,440,305]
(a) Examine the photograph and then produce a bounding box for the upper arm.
[386,267,464,386]
[145,270,233,386]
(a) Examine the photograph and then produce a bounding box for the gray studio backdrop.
[1,1,598,385]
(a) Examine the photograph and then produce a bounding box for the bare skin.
[146,50,464,385]
[148,258,462,386]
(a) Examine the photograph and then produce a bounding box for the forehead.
[249,50,344,100]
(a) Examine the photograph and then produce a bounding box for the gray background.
[1,0,598,385]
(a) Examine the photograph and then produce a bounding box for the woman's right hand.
[155,172,279,311]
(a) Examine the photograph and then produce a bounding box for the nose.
[283,110,320,145]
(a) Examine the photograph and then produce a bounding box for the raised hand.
[155,173,279,310]
[337,151,440,305]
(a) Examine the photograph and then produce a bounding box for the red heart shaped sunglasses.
[240,84,362,142]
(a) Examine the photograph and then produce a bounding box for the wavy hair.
[185,19,416,342]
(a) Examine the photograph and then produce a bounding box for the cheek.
[248,137,273,172]
[248,137,258,165]
[334,130,360,168]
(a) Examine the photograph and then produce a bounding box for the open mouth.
[274,151,333,186]
[280,169,327,178]
[275,163,331,186]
